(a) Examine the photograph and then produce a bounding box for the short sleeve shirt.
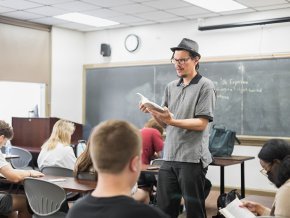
[162,74,216,167]
[0,151,9,169]
[37,143,76,170]
[141,128,164,165]
[67,195,169,218]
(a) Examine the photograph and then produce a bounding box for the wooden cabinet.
[11,117,83,153]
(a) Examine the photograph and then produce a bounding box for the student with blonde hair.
[37,119,76,170]
[68,120,168,218]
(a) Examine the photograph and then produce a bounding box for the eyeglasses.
[260,163,273,177]
[171,57,191,65]
[260,168,268,177]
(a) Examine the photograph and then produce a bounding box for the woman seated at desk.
[141,118,164,169]
[0,120,44,218]
[242,139,290,217]
[37,119,76,170]
[138,118,164,190]
[74,140,150,204]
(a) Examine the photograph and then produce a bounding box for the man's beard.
[176,72,188,78]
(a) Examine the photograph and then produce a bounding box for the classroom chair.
[24,178,67,218]
[9,146,33,170]
[40,166,79,201]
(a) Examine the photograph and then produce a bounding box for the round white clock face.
[124,34,139,52]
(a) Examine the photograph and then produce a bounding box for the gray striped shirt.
[162,74,216,167]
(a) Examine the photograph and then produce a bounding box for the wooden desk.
[211,156,255,198]
[142,166,159,175]
[37,175,96,193]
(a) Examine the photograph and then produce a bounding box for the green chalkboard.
[84,57,290,139]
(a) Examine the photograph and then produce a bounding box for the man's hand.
[148,107,173,125]
[139,102,149,113]
[240,201,268,216]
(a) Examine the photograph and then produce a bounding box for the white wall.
[51,27,84,124]
[51,12,290,192]
[84,19,290,64]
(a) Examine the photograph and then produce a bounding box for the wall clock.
[124,34,140,52]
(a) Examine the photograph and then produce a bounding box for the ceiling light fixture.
[183,0,247,12]
[54,12,119,27]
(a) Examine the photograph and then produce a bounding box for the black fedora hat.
[171,38,200,57]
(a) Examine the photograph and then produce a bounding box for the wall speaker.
[100,43,111,57]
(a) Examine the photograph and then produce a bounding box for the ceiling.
[0,0,290,32]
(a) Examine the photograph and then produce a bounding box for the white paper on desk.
[147,166,160,170]
[219,198,256,218]
[48,178,66,182]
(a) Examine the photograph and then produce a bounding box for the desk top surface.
[37,175,96,193]
[142,156,255,170]
[211,155,255,166]
[142,166,160,174]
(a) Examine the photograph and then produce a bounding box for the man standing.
[67,120,168,218]
[140,38,216,218]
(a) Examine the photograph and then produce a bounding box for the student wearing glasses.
[241,139,290,217]
[140,38,216,218]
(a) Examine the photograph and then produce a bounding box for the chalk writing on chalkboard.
[85,57,290,138]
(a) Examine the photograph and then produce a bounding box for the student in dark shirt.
[74,139,150,203]
[67,120,169,218]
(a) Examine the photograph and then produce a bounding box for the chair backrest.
[10,146,32,169]
[41,167,80,201]
[77,172,97,181]
[24,178,66,216]
[150,158,164,166]
[41,166,73,177]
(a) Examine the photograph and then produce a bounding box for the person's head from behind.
[74,139,97,179]
[258,139,290,188]
[0,120,13,148]
[89,120,142,187]
[43,119,75,150]
[145,118,164,136]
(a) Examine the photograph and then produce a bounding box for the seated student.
[74,140,150,204]
[241,139,290,217]
[141,118,164,168]
[138,118,164,201]
[0,120,44,218]
[67,120,169,218]
[37,119,76,170]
